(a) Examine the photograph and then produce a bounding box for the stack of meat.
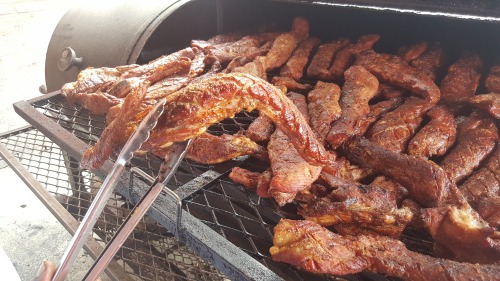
[61,17,499,280]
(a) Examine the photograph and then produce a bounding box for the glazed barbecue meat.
[271,76,311,93]
[468,93,500,119]
[143,73,337,168]
[307,81,342,144]
[270,219,500,281]
[328,34,380,81]
[407,106,457,158]
[476,197,500,228]
[410,43,444,81]
[440,52,483,105]
[485,65,500,92]
[231,56,267,79]
[68,91,122,116]
[326,66,379,148]
[300,177,412,237]
[397,41,428,63]
[245,115,275,142]
[228,167,260,190]
[459,146,500,206]
[440,113,498,183]
[306,38,350,79]
[367,97,432,153]
[268,93,322,205]
[356,50,440,103]
[186,133,268,164]
[280,37,321,80]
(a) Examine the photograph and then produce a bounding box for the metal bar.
[0,142,133,281]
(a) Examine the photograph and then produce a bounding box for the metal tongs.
[52,98,191,281]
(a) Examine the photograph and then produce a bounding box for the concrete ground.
[0,1,98,280]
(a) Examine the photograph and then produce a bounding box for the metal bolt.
[57,47,83,71]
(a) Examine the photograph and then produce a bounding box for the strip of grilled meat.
[440,113,498,183]
[186,133,268,164]
[268,93,322,205]
[307,81,342,144]
[306,38,350,79]
[410,43,444,81]
[280,37,321,80]
[228,167,260,190]
[326,66,379,148]
[271,76,311,93]
[245,115,275,142]
[397,41,428,63]
[468,93,500,119]
[476,197,500,228]
[270,219,500,281]
[485,65,500,92]
[407,106,457,158]
[356,50,440,103]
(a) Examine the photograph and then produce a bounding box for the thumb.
[33,261,56,281]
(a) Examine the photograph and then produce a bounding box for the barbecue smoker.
[5,0,500,280]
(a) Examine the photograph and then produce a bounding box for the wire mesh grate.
[0,127,227,281]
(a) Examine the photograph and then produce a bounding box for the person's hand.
[33,260,56,281]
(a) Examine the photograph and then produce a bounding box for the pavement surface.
[0,1,100,280]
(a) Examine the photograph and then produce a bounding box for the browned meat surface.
[300,178,412,237]
[459,146,500,206]
[371,176,408,205]
[440,114,498,183]
[307,81,342,143]
[398,41,428,63]
[270,219,500,281]
[422,205,499,263]
[468,93,500,119]
[367,97,432,153]
[245,115,275,142]
[342,137,464,208]
[280,37,321,80]
[271,76,311,93]
[81,81,152,169]
[440,53,483,105]
[485,65,500,92]
[476,197,500,228]
[228,167,260,190]
[356,50,441,103]
[306,39,350,79]
[256,169,272,198]
[231,56,267,79]
[186,133,268,164]
[326,66,379,148]
[268,93,322,205]
[68,91,122,116]
[410,43,444,81]
[328,35,380,80]
[407,106,457,158]
[402,199,424,228]
[377,83,406,99]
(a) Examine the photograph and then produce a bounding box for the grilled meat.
[485,65,500,93]
[229,167,260,190]
[468,93,500,119]
[257,169,273,198]
[280,37,321,80]
[245,115,275,142]
[398,41,428,63]
[326,66,379,148]
[306,38,350,79]
[476,197,500,228]
[68,91,122,116]
[307,81,342,144]
[440,52,483,105]
[440,113,498,183]
[356,50,440,103]
[270,219,500,281]
[410,43,444,81]
[407,106,457,158]
[186,133,268,164]
[271,76,311,93]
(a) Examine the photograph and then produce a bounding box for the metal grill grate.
[0,127,227,281]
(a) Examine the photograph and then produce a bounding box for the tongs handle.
[52,99,166,281]
[84,140,191,281]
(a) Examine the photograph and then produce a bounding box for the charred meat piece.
[459,146,499,206]
[397,41,428,63]
[367,97,432,153]
[440,113,498,183]
[410,43,444,81]
[476,197,500,228]
[245,115,275,142]
[485,65,500,93]
[229,167,260,190]
[326,66,379,148]
[300,177,412,238]
[342,137,465,208]
[356,50,440,103]
[440,52,483,105]
[328,35,380,81]
[468,93,500,119]
[271,76,311,93]
[407,106,457,158]
[306,38,350,79]
[280,37,321,80]
[270,219,500,281]
[186,133,268,164]
[268,93,322,205]
[307,81,342,143]
[422,205,499,264]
